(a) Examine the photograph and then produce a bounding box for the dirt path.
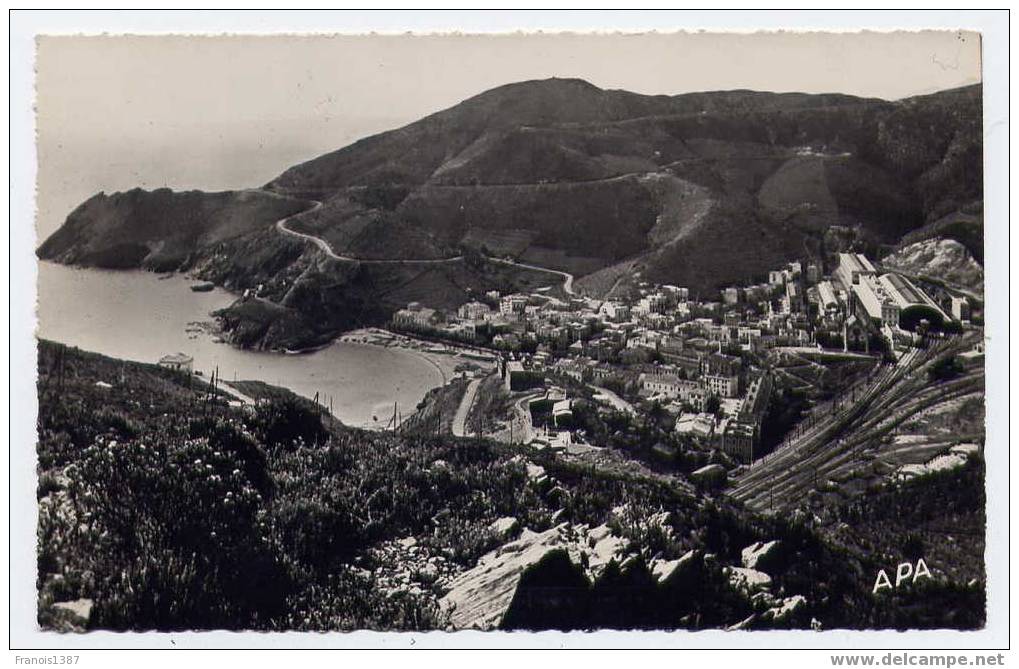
[219,381,258,406]
[276,206,465,265]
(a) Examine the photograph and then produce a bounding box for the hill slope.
[39,78,983,345]
[38,188,312,271]
[37,340,984,631]
[265,80,980,284]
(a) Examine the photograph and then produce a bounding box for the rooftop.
[159,352,193,364]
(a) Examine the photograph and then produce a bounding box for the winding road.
[489,258,576,295]
[451,375,486,438]
[273,199,577,295]
[275,202,465,266]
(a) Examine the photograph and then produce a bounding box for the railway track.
[729,335,980,512]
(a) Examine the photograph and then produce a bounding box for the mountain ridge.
[38,78,983,349]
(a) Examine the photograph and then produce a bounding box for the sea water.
[36,261,446,427]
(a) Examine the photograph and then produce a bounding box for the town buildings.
[393,302,443,331]
[388,248,960,465]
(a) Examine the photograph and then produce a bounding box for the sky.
[35,31,982,238]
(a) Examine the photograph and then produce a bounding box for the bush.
[255,398,328,449]
[271,497,364,571]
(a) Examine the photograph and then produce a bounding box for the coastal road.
[271,197,578,294]
[452,375,485,438]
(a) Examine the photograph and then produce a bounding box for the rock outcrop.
[438,521,634,630]
[741,540,781,570]
[883,237,984,294]
[44,598,94,632]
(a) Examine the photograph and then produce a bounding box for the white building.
[158,352,193,373]
[393,302,442,331]
[817,280,840,313]
[703,373,739,399]
[835,252,877,289]
[500,294,528,316]
[675,412,717,440]
[851,275,897,325]
[951,296,971,322]
[458,301,492,320]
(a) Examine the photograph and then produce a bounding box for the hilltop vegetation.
[36,341,984,631]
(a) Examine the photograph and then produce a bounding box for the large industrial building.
[835,253,948,332]
[834,253,877,289]
[851,272,948,331]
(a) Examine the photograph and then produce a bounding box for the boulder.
[488,517,520,540]
[726,567,772,594]
[439,524,585,630]
[439,521,639,629]
[651,558,682,583]
[52,598,92,620]
[585,531,630,580]
[47,598,93,632]
[653,550,703,589]
[587,523,613,545]
[416,563,440,584]
[741,540,781,570]
[762,595,807,623]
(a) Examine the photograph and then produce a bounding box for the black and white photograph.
[9,11,1010,653]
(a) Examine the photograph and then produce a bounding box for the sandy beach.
[338,328,499,429]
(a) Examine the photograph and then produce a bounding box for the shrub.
[255,398,328,449]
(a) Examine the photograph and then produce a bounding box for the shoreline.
[39,262,470,432]
[338,327,498,382]
[236,327,501,433]
[337,327,499,431]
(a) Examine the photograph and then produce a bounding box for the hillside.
[39,78,983,346]
[38,188,311,271]
[36,341,985,631]
[266,79,981,285]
